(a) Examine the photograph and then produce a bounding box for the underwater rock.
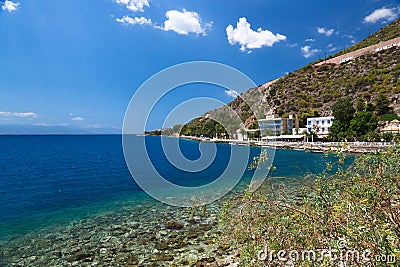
[155,242,168,251]
[166,221,184,230]
[67,252,92,262]
[218,243,231,251]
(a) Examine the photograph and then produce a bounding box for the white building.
[259,115,294,136]
[380,120,400,133]
[236,129,248,141]
[307,116,334,137]
[292,128,307,135]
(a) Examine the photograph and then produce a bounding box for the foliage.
[380,112,400,122]
[247,130,261,139]
[349,111,378,140]
[329,120,353,141]
[329,96,359,141]
[355,97,366,112]
[248,120,259,130]
[366,130,381,142]
[299,109,320,128]
[332,97,355,125]
[382,132,394,142]
[328,94,391,141]
[221,147,400,266]
[375,93,392,116]
[180,118,228,138]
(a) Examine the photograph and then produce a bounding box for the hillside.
[265,45,400,116]
[333,18,400,57]
[160,19,400,137]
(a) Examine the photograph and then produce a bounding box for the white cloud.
[85,124,102,129]
[317,27,334,37]
[116,0,149,12]
[225,89,239,98]
[226,17,286,52]
[305,38,315,42]
[161,9,210,35]
[343,34,356,44]
[301,46,320,58]
[34,123,69,127]
[363,7,399,23]
[287,43,298,48]
[0,111,37,118]
[116,15,152,25]
[1,0,20,12]
[343,34,354,39]
[115,9,211,36]
[327,44,338,52]
[72,117,84,121]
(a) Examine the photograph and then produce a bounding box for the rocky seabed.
[0,202,237,267]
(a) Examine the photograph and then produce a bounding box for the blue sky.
[1,0,399,132]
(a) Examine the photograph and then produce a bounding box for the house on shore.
[380,120,400,133]
[258,114,294,136]
[307,116,334,137]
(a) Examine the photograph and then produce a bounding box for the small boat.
[310,150,324,153]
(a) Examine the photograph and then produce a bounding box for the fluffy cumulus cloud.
[301,46,320,58]
[317,27,334,37]
[71,117,84,121]
[114,1,211,37]
[161,9,210,35]
[224,89,239,98]
[363,7,399,24]
[0,111,37,118]
[116,0,149,12]
[226,17,286,52]
[116,15,152,25]
[1,0,20,12]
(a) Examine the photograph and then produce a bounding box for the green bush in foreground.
[221,147,400,266]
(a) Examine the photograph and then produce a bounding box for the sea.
[0,135,352,266]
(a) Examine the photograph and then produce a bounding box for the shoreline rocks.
[0,201,237,266]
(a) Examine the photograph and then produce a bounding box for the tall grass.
[221,146,400,266]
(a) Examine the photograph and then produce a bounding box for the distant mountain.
[168,18,400,137]
[0,124,121,135]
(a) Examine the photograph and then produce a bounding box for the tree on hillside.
[331,96,355,125]
[374,93,391,116]
[299,109,320,127]
[248,120,259,130]
[329,97,356,141]
[365,102,375,112]
[329,120,353,141]
[380,112,400,122]
[172,124,183,135]
[355,97,366,112]
[349,111,378,140]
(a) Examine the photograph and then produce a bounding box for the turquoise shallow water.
[0,135,351,239]
[0,135,353,266]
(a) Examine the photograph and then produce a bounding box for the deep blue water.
[0,135,351,240]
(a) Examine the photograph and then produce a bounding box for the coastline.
[173,135,394,154]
